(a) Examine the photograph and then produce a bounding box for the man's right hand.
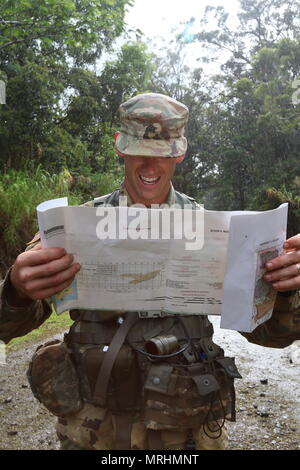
[9,243,81,304]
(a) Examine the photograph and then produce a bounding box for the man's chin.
[135,181,164,202]
[133,189,165,206]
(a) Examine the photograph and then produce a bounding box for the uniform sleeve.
[0,256,52,344]
[240,291,300,348]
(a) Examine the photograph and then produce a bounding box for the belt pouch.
[27,339,83,417]
[83,344,140,411]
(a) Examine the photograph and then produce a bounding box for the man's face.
[121,154,184,206]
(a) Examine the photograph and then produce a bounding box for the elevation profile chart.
[77,260,165,292]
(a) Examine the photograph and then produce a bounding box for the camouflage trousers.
[57,404,228,451]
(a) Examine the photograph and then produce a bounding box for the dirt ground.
[0,317,299,451]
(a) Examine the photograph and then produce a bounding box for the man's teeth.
[140,175,160,184]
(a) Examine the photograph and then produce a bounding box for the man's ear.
[174,154,186,163]
[114,132,125,158]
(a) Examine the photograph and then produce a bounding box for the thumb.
[283,233,300,250]
[30,242,42,251]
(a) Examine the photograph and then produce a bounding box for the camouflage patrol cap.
[115,93,189,157]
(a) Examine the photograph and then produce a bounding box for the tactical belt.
[70,318,214,345]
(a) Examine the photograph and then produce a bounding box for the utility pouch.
[27,339,83,417]
[215,357,242,379]
[81,343,141,411]
[143,358,239,430]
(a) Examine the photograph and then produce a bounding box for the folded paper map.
[36,198,288,332]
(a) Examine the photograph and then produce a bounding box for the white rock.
[288,340,300,365]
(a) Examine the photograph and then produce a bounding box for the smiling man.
[114,93,186,207]
[0,93,300,451]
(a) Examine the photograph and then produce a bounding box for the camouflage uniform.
[1,93,300,451]
[1,183,300,450]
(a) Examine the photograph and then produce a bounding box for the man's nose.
[141,157,158,167]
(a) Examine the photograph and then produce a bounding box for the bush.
[249,181,300,238]
[0,166,80,276]
[70,172,122,202]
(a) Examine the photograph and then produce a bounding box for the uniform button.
[153,377,160,385]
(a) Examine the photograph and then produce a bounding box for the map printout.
[36,199,288,332]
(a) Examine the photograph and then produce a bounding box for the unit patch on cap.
[143,123,171,141]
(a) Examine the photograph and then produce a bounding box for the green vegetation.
[7,309,72,351]
[0,167,78,274]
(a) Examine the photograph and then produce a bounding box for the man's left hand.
[264,234,300,292]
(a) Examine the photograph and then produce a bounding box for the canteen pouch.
[27,339,83,417]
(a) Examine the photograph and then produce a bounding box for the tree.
[0,0,133,172]
[55,41,155,175]
[145,40,219,199]
[99,41,155,126]
[0,0,132,65]
[182,1,300,214]
[195,0,300,75]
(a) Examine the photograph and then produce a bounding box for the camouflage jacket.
[0,184,300,346]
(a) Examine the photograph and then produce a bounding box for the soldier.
[1,93,300,451]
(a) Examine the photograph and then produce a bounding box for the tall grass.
[0,166,80,276]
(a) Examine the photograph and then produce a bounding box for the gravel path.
[0,318,299,450]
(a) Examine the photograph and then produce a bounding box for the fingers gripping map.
[254,248,280,322]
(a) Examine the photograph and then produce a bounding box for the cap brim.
[115,134,187,158]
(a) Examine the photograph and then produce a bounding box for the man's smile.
[138,174,161,186]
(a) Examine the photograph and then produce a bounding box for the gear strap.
[147,429,163,450]
[113,413,134,450]
[92,312,138,406]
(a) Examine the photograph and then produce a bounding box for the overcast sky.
[126,0,240,37]
[124,0,241,71]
